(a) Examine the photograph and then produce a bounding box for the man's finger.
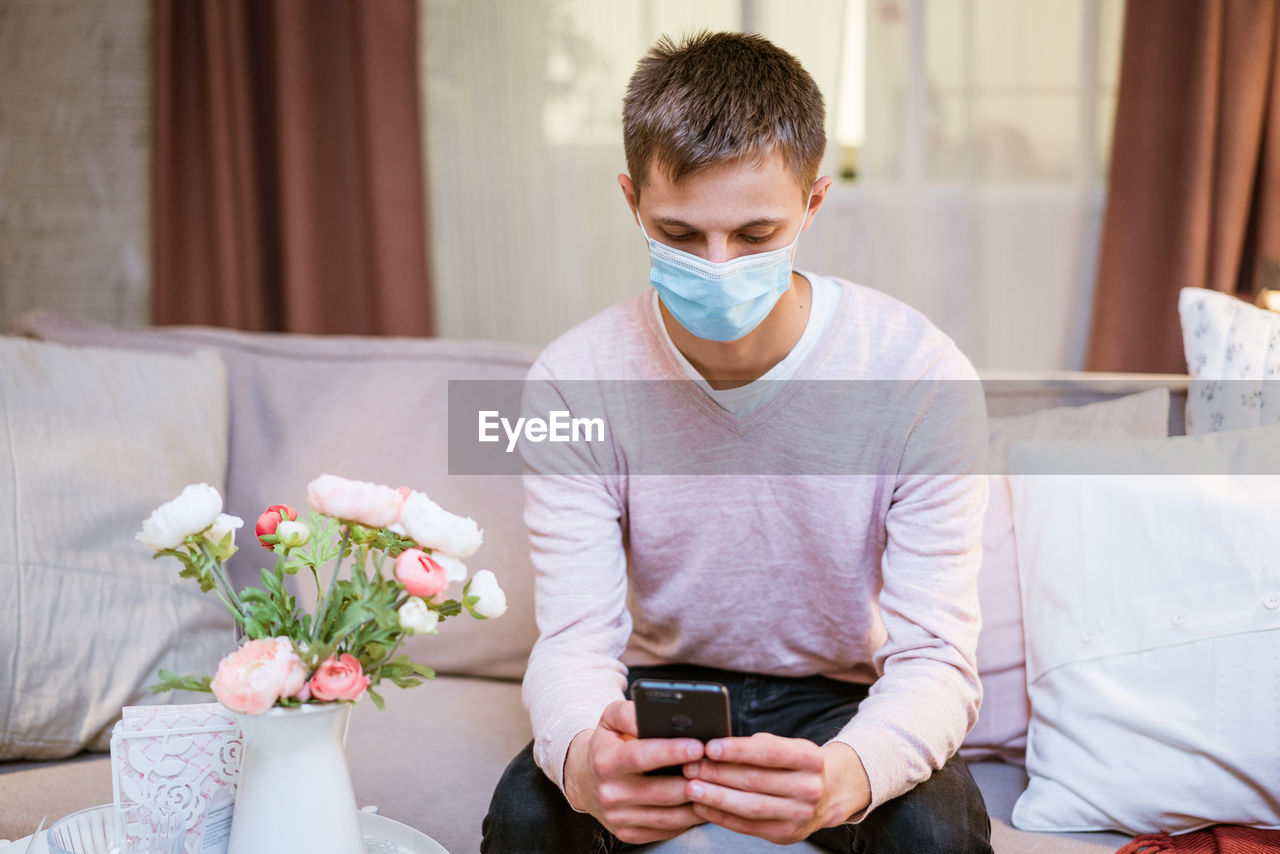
[599,699,639,738]
[688,779,811,824]
[597,773,691,809]
[690,802,799,845]
[684,761,818,799]
[704,733,823,771]
[607,804,704,835]
[616,735,704,775]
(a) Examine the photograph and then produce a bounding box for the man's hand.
[682,735,871,845]
[562,700,709,845]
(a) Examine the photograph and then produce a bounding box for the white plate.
[360,812,449,854]
[2,814,447,854]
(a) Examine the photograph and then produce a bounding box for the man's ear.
[803,176,834,230]
[618,174,640,224]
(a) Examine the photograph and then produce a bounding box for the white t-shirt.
[651,273,842,415]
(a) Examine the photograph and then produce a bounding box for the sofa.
[0,309,1213,853]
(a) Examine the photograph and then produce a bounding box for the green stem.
[312,527,351,645]
[313,612,381,662]
[196,540,246,618]
[355,546,369,592]
[212,586,243,626]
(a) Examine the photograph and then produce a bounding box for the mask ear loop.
[784,191,815,267]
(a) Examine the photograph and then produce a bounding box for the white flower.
[138,483,223,551]
[275,520,310,548]
[430,552,468,583]
[205,513,244,546]
[398,597,439,635]
[399,491,484,559]
[466,570,507,619]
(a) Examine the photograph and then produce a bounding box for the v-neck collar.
[639,274,855,437]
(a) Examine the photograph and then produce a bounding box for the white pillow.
[0,337,234,760]
[962,388,1170,764]
[1178,286,1280,433]
[1005,424,1280,834]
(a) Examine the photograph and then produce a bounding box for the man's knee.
[856,759,992,854]
[482,744,558,845]
[482,742,605,853]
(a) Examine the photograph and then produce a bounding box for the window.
[535,0,1121,183]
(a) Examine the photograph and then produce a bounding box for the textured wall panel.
[0,0,151,330]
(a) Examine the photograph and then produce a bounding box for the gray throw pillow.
[0,337,235,759]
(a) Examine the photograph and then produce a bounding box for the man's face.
[620,149,817,264]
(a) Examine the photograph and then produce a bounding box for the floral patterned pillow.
[1178,287,1280,433]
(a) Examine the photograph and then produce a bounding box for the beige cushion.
[12,311,540,680]
[0,338,234,760]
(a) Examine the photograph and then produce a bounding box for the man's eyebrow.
[649,215,787,230]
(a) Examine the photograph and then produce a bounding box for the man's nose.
[703,237,734,264]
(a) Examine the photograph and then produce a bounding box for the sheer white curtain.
[420,0,1122,369]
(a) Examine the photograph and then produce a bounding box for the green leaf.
[148,670,213,695]
[367,687,385,712]
[434,600,463,618]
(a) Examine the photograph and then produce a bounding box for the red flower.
[255,504,298,549]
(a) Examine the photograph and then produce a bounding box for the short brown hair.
[622,31,826,198]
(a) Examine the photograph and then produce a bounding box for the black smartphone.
[629,679,732,775]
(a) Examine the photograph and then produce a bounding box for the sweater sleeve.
[830,357,989,820]
[519,359,632,795]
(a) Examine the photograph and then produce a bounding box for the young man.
[483,32,992,853]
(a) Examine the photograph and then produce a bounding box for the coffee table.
[0,810,448,854]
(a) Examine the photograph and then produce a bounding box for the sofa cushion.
[0,337,234,761]
[2,682,1132,853]
[1008,424,1280,834]
[963,389,1170,764]
[12,311,540,681]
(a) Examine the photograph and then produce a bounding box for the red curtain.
[1087,0,1280,373]
[153,0,433,335]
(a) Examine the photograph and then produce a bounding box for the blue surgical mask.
[639,201,810,342]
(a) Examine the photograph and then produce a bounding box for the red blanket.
[1118,827,1280,854]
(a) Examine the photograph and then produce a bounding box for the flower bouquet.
[138,474,506,714]
[136,474,506,854]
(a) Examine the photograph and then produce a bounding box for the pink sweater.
[521,276,988,819]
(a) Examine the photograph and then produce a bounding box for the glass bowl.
[46,804,184,854]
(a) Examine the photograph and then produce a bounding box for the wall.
[0,0,151,332]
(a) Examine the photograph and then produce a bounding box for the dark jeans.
[482,665,993,853]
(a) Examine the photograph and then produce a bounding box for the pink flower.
[308,654,370,702]
[306,475,405,529]
[254,504,297,549]
[394,548,450,600]
[211,637,307,715]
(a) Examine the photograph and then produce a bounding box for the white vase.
[227,703,367,854]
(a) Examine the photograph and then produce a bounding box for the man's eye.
[740,233,772,245]
[663,232,695,242]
